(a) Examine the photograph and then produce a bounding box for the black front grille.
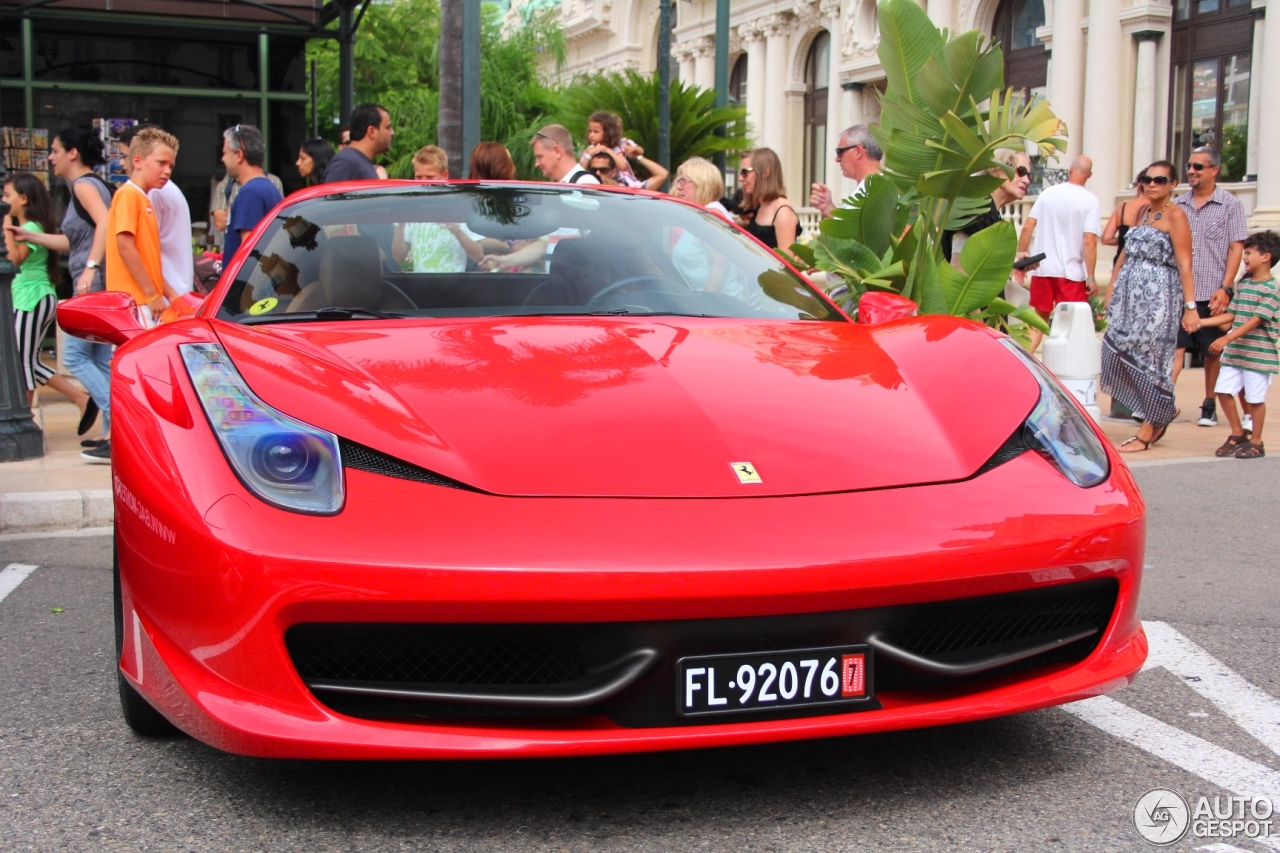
[289,628,583,686]
[286,577,1118,726]
[893,579,1114,656]
[340,439,478,490]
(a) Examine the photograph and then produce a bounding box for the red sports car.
[60,181,1145,759]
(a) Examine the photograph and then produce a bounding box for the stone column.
[676,44,696,84]
[926,0,951,34]
[1247,9,1264,180]
[694,38,716,91]
[745,25,767,146]
[762,14,793,154]
[1082,0,1123,209]
[1251,0,1280,228]
[1131,32,1161,177]
[1049,0,1085,161]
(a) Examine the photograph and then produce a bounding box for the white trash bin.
[1040,301,1102,422]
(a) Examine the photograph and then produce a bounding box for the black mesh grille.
[289,628,583,685]
[890,580,1117,656]
[340,440,478,490]
[286,578,1119,726]
[973,427,1032,476]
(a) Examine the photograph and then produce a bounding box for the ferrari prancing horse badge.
[730,462,762,484]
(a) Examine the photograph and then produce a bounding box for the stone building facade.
[510,0,1279,233]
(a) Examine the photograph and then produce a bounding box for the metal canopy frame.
[0,0,374,147]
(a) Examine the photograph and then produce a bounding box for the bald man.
[1017,156,1101,352]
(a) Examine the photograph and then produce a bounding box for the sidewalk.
[0,387,112,533]
[0,366,1270,533]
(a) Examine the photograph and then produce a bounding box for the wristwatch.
[1184,300,1197,311]
[1223,286,1235,298]
[85,259,100,269]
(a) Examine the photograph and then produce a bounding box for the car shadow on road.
[176,711,1084,841]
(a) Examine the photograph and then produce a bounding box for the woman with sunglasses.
[943,148,1032,262]
[1101,160,1199,452]
[738,148,798,252]
[1101,170,1148,268]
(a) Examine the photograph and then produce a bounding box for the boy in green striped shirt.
[1202,230,1280,458]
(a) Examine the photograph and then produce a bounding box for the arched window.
[729,53,747,108]
[1169,0,1252,179]
[992,0,1047,98]
[804,31,830,191]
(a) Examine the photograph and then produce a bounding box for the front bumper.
[112,426,1146,758]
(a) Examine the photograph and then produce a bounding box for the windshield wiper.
[242,307,407,325]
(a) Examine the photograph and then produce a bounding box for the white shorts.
[1215,363,1274,404]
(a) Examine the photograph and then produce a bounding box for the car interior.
[217,185,839,323]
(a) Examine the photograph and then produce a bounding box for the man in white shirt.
[1017,156,1101,352]
[809,124,883,218]
[150,179,194,296]
[531,125,601,185]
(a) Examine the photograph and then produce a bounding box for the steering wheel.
[586,274,692,309]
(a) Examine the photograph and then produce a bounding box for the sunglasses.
[739,166,755,176]
[1138,174,1172,185]
[1186,162,1209,171]
[834,143,863,159]
[1014,165,1031,178]
[589,167,613,176]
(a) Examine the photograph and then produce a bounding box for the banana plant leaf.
[938,221,1017,315]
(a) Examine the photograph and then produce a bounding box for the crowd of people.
[3,99,1276,465]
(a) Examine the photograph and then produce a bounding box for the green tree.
[306,2,564,179]
[790,0,1063,342]
[552,70,748,174]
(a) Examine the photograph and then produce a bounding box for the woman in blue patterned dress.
[1101,160,1200,452]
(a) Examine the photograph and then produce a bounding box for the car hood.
[212,316,1040,498]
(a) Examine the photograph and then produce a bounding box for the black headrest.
[319,235,384,310]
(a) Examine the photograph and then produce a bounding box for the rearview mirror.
[57,292,145,347]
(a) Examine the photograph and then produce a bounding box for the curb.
[0,490,114,534]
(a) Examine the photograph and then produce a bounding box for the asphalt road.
[2,457,1279,852]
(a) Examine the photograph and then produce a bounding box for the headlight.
[180,343,344,514]
[1001,340,1109,487]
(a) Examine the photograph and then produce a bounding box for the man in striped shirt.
[1201,231,1280,458]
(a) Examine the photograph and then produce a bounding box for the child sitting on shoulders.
[1198,230,1280,459]
[580,111,644,188]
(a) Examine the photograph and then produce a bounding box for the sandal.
[1235,441,1266,459]
[1117,435,1151,452]
[1149,423,1170,446]
[1216,433,1251,457]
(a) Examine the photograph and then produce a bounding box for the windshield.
[214,184,842,324]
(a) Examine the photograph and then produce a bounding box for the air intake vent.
[340,439,479,491]
[973,427,1031,476]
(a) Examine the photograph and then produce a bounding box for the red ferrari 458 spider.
[59,181,1146,759]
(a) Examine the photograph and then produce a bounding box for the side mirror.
[57,291,145,347]
[857,291,919,325]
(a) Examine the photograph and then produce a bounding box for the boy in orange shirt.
[106,127,179,326]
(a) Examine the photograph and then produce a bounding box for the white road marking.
[1143,621,1280,757]
[0,563,37,604]
[1063,696,1280,802]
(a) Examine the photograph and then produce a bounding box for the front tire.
[114,535,179,737]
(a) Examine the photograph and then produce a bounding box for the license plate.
[677,645,872,717]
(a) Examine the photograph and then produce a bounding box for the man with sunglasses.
[1174,146,1248,426]
[809,125,883,218]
